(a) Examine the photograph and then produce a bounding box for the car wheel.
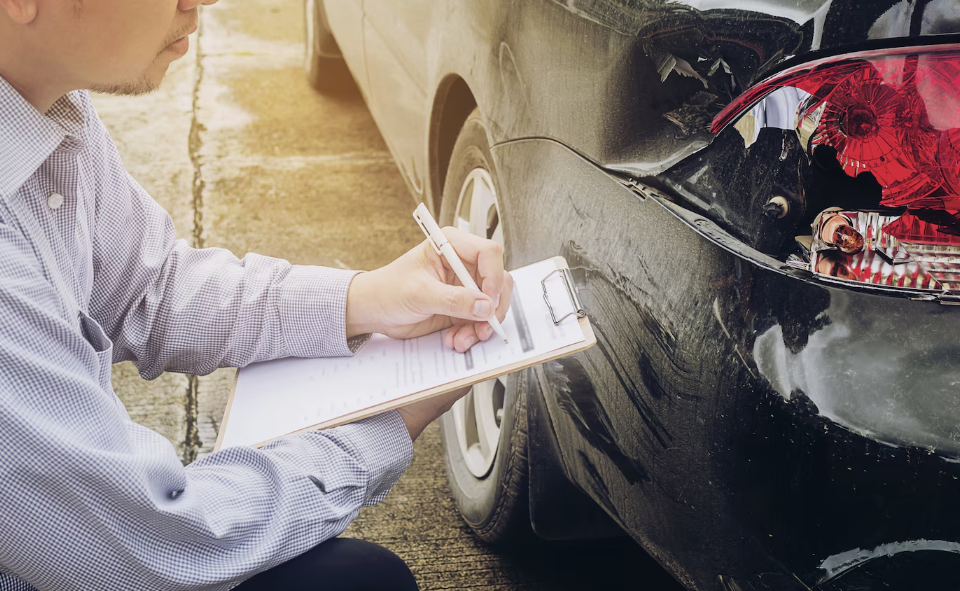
[438,108,532,545]
[303,0,353,93]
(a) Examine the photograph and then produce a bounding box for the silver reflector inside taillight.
[808,210,960,291]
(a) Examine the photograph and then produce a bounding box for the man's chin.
[90,80,159,97]
[89,61,171,97]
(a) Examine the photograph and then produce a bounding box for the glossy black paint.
[525,368,626,541]
[497,138,960,590]
[322,0,960,589]
[466,0,960,178]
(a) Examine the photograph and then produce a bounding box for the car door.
[362,0,432,198]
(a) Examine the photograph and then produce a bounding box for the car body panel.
[492,0,960,175]
[320,1,960,588]
[362,0,431,195]
[333,0,960,196]
[321,1,366,89]
[494,137,960,590]
[413,0,960,175]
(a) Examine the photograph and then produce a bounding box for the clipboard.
[215,256,595,450]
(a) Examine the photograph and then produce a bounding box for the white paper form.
[220,258,585,448]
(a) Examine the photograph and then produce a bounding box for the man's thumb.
[430,283,493,321]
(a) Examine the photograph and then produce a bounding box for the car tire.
[438,108,532,545]
[303,0,353,93]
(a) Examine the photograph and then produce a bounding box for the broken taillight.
[806,210,960,291]
[713,45,960,293]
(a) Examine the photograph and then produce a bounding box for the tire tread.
[438,108,533,546]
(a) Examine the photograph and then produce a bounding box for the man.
[0,0,513,588]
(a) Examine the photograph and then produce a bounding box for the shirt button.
[47,193,64,210]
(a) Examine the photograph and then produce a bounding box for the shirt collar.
[0,75,88,200]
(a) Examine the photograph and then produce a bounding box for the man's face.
[35,0,202,96]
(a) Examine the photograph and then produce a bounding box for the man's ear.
[0,0,39,24]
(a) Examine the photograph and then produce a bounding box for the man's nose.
[178,0,219,10]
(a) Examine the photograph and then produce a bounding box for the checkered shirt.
[0,76,413,591]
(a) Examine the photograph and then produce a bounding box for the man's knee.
[325,538,419,590]
[237,537,418,591]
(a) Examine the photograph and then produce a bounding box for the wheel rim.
[304,0,316,73]
[450,168,505,479]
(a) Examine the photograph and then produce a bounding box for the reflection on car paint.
[818,539,960,583]
[751,289,960,454]
[543,357,650,484]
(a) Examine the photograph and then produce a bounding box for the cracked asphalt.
[94,0,682,589]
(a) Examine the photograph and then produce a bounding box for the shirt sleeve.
[0,224,413,591]
[85,115,368,379]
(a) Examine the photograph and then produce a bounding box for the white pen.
[413,203,509,344]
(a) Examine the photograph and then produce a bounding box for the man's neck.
[3,75,67,114]
[0,43,74,113]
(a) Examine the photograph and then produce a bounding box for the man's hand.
[396,386,471,441]
[345,227,513,353]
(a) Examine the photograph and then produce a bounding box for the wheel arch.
[434,93,626,541]
[527,368,628,541]
[428,75,478,215]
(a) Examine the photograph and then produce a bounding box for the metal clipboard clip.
[541,268,586,325]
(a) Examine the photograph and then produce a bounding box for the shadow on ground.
[505,537,684,590]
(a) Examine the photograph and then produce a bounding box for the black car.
[303,1,960,589]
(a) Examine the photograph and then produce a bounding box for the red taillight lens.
[712,45,960,209]
[714,45,960,293]
[940,129,960,196]
[805,67,941,204]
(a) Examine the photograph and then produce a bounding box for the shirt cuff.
[279,266,371,358]
[310,410,414,506]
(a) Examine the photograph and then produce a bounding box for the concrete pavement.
[94,1,678,588]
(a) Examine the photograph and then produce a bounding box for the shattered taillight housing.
[713,45,960,292]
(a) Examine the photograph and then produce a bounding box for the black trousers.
[235,538,419,591]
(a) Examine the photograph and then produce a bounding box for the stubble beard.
[89,27,187,97]
[89,73,159,97]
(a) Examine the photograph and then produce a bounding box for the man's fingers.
[495,272,513,322]
[477,242,506,299]
[441,322,481,352]
[454,276,513,347]
[427,282,495,323]
[476,280,512,342]
[476,322,493,341]
[451,323,481,352]
[478,272,513,339]
[442,227,506,298]
[442,326,457,349]
[422,227,509,352]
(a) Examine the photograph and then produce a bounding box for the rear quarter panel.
[493,137,960,591]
